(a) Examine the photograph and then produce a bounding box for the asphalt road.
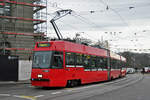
[0,73,148,100]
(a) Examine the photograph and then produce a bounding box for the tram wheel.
[111,77,114,80]
[67,80,80,87]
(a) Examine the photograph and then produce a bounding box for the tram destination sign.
[37,43,50,47]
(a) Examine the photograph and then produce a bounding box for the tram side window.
[117,60,121,69]
[121,61,126,68]
[65,52,75,67]
[76,53,83,67]
[115,60,120,69]
[111,59,118,69]
[97,57,107,69]
[114,60,117,69]
[83,55,90,69]
[120,61,123,68]
[101,58,107,69]
[122,61,125,68]
[121,61,124,68]
[96,57,101,69]
[114,59,117,69]
[90,56,96,69]
[110,59,114,69]
[52,51,63,68]
[111,59,114,69]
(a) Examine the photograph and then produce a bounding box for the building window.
[0,8,4,15]
[0,2,11,16]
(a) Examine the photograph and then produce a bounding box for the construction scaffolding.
[0,0,47,60]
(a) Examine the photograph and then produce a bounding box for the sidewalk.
[0,80,30,85]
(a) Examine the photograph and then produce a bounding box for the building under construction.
[0,0,47,60]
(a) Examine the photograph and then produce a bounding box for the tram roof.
[35,40,108,57]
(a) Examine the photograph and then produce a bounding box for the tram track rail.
[0,74,143,100]
[42,74,143,100]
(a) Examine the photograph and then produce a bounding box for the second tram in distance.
[31,40,126,87]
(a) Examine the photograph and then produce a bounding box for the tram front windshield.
[32,51,52,69]
[32,51,63,69]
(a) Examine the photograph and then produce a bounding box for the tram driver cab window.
[52,51,63,68]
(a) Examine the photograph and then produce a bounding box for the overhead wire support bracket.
[50,9,72,40]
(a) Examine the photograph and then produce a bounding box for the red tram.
[31,41,126,87]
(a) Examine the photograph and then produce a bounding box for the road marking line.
[0,94,11,96]
[35,95,44,98]
[28,86,34,88]
[51,91,62,95]
[13,95,36,100]
[66,89,73,92]
[64,77,129,92]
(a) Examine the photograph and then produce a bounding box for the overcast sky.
[47,0,150,53]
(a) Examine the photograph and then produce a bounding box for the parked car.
[126,68,135,74]
[144,67,150,73]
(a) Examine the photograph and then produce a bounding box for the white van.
[126,68,135,74]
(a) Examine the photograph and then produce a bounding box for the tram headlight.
[38,74,43,78]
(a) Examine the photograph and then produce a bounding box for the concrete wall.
[19,60,32,80]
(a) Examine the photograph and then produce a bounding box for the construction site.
[0,0,47,60]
